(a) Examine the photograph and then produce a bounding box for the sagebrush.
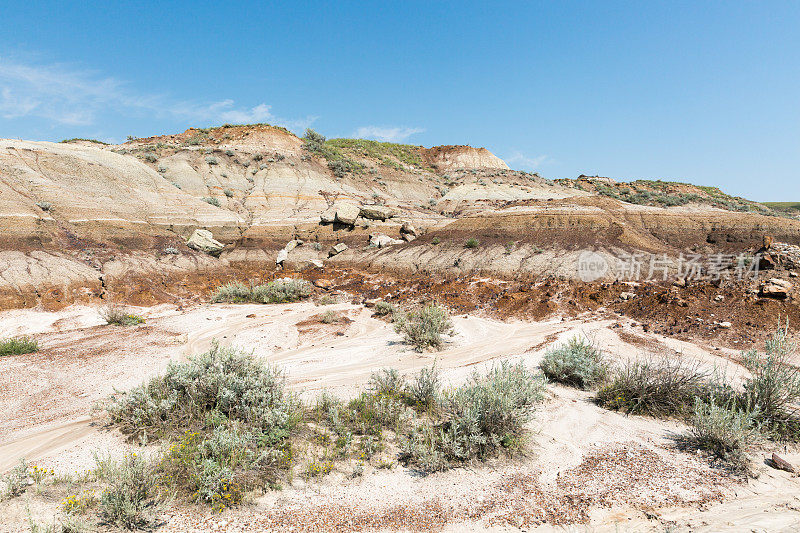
[540,336,608,389]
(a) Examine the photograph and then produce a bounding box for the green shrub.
[372,300,397,317]
[36,201,52,211]
[540,336,608,389]
[686,398,761,474]
[394,304,454,351]
[431,237,441,245]
[0,336,39,356]
[202,197,221,207]
[369,368,406,397]
[740,326,800,435]
[97,453,160,530]
[320,310,337,324]
[1,459,29,499]
[106,344,299,510]
[211,278,312,304]
[406,364,441,411]
[464,238,480,249]
[107,343,300,439]
[99,305,144,326]
[402,362,546,469]
[223,188,234,198]
[205,156,219,165]
[597,355,708,417]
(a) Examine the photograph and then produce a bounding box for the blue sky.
[1,1,798,201]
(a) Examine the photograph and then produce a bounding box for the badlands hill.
[2,123,800,311]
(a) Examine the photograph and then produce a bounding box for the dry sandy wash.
[1,300,800,532]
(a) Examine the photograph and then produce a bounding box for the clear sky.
[1,1,798,201]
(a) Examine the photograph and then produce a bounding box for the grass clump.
[202,196,221,207]
[597,355,708,417]
[394,304,454,351]
[99,305,144,326]
[406,363,441,412]
[0,336,39,356]
[540,336,608,389]
[464,238,480,249]
[211,278,312,304]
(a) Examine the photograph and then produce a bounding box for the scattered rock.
[328,242,348,257]
[768,453,795,473]
[369,233,404,248]
[714,295,724,302]
[360,205,396,221]
[673,278,687,288]
[400,221,418,236]
[401,233,416,242]
[313,278,334,289]
[791,271,799,278]
[309,259,324,269]
[320,206,337,224]
[718,321,732,328]
[186,229,224,256]
[760,278,793,299]
[246,314,256,318]
[335,204,361,226]
[620,291,636,301]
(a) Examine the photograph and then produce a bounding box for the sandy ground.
[1,302,800,531]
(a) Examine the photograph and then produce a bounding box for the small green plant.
[685,398,761,474]
[202,197,221,207]
[369,368,406,397]
[431,237,441,245]
[464,238,479,249]
[0,336,39,356]
[372,300,397,317]
[100,305,144,326]
[98,453,161,530]
[406,364,441,411]
[223,188,234,198]
[320,310,338,324]
[540,336,608,389]
[740,326,800,435]
[205,156,219,165]
[1,459,29,499]
[394,304,454,351]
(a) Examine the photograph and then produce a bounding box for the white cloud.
[0,57,312,130]
[504,151,549,170]
[353,125,425,143]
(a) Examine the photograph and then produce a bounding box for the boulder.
[328,242,348,257]
[276,249,288,265]
[320,207,336,224]
[620,291,636,301]
[401,233,416,242]
[400,221,417,236]
[335,204,361,225]
[186,229,224,256]
[285,239,303,252]
[369,233,404,248]
[760,278,793,299]
[360,205,396,221]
